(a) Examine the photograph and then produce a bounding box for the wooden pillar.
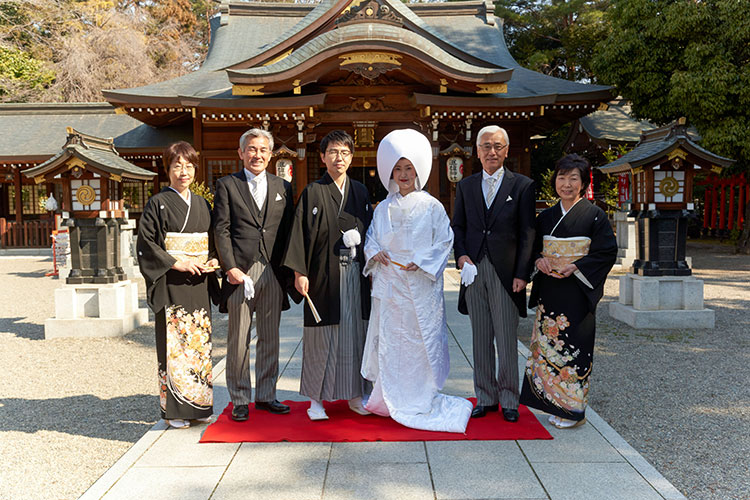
[737,174,747,227]
[703,185,710,229]
[710,183,718,229]
[728,181,735,231]
[193,109,206,184]
[295,157,307,201]
[719,182,727,230]
[14,168,22,224]
[519,124,531,178]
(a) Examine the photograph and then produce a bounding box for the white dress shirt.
[481,167,504,208]
[244,168,267,208]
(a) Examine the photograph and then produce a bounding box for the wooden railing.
[0,218,54,248]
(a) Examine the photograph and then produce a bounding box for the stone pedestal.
[44,280,149,339]
[119,218,142,279]
[609,273,714,329]
[613,210,636,272]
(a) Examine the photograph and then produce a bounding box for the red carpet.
[199,399,552,443]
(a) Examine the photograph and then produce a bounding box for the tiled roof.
[0,103,190,159]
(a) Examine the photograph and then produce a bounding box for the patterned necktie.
[250,178,262,208]
[485,177,497,208]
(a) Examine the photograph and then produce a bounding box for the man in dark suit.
[452,125,536,423]
[213,128,295,421]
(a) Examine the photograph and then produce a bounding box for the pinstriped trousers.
[465,256,520,409]
[225,258,282,405]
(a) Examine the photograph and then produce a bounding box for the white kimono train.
[362,190,472,433]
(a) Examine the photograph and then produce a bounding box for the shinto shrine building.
[1,0,614,245]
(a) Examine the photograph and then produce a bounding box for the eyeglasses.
[479,143,508,153]
[170,163,195,172]
[326,149,352,159]
[245,147,270,155]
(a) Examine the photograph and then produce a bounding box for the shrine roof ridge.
[226,23,512,81]
[598,121,734,174]
[24,129,157,181]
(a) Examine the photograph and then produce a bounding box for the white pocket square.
[506,195,513,202]
[275,193,283,201]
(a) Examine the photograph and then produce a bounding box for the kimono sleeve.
[281,186,313,304]
[363,202,385,277]
[137,196,176,311]
[412,200,454,281]
[574,207,617,290]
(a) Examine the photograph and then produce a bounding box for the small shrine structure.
[23,129,153,338]
[600,120,734,329]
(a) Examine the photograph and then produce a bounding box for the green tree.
[496,0,611,82]
[592,0,750,166]
[593,0,750,252]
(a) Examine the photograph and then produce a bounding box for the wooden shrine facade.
[103,0,614,213]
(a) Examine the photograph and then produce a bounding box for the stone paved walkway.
[80,272,686,500]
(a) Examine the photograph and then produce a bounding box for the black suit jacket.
[452,169,536,317]
[213,170,295,311]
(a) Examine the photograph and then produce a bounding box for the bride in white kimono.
[361,129,473,433]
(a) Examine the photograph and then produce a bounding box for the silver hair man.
[239,128,274,151]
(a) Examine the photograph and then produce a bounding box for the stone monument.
[24,128,155,338]
[599,120,734,329]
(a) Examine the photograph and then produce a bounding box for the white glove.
[342,228,361,258]
[243,275,255,300]
[460,262,477,286]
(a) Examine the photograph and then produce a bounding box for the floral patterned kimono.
[519,199,617,422]
[137,188,219,421]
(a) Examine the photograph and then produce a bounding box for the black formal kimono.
[137,188,219,420]
[283,173,372,326]
[283,173,372,401]
[519,199,617,421]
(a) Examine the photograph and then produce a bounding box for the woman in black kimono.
[519,154,617,429]
[137,142,219,429]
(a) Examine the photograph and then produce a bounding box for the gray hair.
[476,125,509,148]
[239,128,274,151]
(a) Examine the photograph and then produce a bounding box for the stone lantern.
[24,128,154,338]
[600,120,734,328]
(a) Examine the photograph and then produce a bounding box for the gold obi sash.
[541,236,590,272]
[165,232,209,265]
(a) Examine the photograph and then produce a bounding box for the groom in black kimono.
[452,125,536,423]
[213,128,295,421]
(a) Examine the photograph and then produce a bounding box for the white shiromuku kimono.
[361,129,472,433]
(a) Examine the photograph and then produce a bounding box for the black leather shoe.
[471,404,499,418]
[502,408,519,423]
[255,400,290,414]
[231,404,249,422]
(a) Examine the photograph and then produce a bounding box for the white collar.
[244,168,266,182]
[168,186,191,205]
[482,167,504,182]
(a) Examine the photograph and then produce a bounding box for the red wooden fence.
[0,218,54,248]
[696,173,748,232]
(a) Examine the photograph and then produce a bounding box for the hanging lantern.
[276,158,293,182]
[446,156,464,183]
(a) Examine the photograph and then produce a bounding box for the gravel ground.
[1,241,748,500]
[0,256,227,500]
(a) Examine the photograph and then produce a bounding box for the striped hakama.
[300,249,368,401]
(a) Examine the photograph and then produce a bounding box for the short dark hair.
[320,130,354,154]
[551,154,590,197]
[163,141,199,174]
